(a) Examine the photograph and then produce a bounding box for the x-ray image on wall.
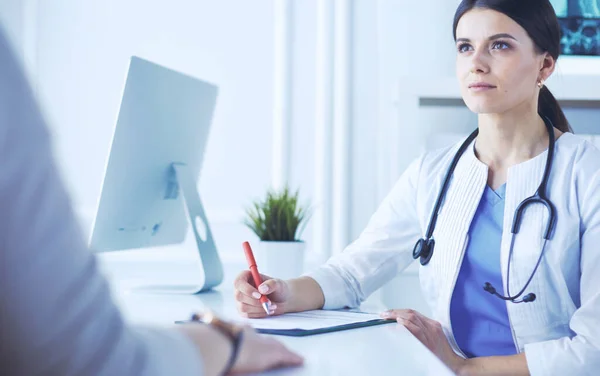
[550,0,600,55]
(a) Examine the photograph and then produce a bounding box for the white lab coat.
[307,132,600,375]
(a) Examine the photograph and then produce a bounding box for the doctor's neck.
[474,106,558,169]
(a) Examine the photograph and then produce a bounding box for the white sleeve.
[0,28,203,376]
[305,155,424,309]
[524,170,600,376]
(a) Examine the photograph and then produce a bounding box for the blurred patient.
[0,26,303,376]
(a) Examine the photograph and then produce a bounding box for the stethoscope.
[412,115,557,304]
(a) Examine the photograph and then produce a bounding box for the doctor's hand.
[380,309,465,374]
[233,271,291,318]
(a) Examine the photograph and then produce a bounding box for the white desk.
[98,252,455,376]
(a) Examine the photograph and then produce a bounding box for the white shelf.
[547,75,600,102]
[401,75,600,102]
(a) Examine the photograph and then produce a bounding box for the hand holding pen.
[233,241,292,318]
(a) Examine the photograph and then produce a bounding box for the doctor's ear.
[538,52,556,84]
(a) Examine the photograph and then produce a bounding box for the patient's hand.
[231,326,304,374]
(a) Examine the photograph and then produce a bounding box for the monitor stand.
[133,163,224,294]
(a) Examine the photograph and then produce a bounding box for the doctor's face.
[454,8,550,115]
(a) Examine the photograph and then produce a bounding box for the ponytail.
[538,86,572,133]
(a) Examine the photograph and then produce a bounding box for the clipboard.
[253,318,395,337]
[176,310,396,337]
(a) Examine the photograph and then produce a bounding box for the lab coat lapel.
[428,140,487,318]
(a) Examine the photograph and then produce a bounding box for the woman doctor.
[234,0,600,375]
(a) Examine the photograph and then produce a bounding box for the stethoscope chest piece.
[413,238,435,266]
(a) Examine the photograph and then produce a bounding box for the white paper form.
[233,310,384,330]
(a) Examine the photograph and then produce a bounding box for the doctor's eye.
[457,43,473,53]
[491,40,511,50]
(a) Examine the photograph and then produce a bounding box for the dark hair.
[453,0,572,133]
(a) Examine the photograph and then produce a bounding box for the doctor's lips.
[468,82,497,91]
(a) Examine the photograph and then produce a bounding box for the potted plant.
[244,185,311,280]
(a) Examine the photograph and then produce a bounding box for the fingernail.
[259,285,268,294]
[252,292,261,299]
[270,304,278,310]
[381,311,391,318]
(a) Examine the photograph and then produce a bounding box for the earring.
[537,80,544,88]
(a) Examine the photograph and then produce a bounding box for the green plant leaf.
[242,184,311,242]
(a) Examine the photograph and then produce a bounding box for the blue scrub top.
[450,184,518,358]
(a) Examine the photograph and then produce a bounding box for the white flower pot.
[256,241,306,280]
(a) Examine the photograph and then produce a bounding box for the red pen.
[242,241,272,315]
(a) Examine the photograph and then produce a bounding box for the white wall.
[349,0,379,239]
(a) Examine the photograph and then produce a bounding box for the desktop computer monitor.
[89,56,223,293]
